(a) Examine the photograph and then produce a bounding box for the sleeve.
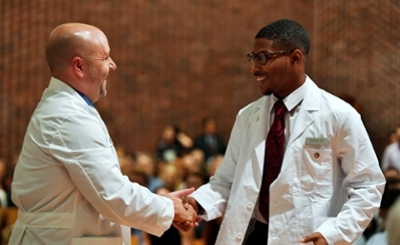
[49,113,174,236]
[316,110,386,244]
[191,112,243,221]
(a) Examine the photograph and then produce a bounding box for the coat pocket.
[302,147,332,183]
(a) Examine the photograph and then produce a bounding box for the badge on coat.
[305,137,329,146]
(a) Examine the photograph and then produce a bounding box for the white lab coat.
[9,77,174,245]
[191,77,385,245]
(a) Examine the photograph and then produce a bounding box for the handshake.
[165,188,202,232]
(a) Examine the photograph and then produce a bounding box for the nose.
[109,58,117,71]
[250,62,260,74]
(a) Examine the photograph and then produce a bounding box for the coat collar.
[252,76,320,171]
[47,77,99,115]
[287,76,320,147]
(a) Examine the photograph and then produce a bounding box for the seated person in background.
[147,186,182,245]
[381,126,400,172]
[180,150,208,179]
[0,158,8,208]
[128,169,150,245]
[134,151,164,193]
[365,189,400,245]
[385,176,400,190]
[206,154,224,177]
[128,169,149,189]
[156,124,193,163]
[386,197,400,245]
[193,117,226,163]
[202,154,224,245]
[383,166,400,180]
[180,172,208,245]
[159,164,181,192]
[117,150,135,176]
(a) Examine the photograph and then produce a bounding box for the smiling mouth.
[256,76,268,83]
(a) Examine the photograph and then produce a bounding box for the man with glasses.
[182,19,385,245]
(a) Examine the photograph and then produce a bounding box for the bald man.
[9,23,196,245]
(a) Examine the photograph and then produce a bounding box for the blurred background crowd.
[2,1,400,244]
[2,117,400,245]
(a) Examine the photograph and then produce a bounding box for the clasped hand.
[165,188,201,232]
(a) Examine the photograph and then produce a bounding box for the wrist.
[197,202,205,215]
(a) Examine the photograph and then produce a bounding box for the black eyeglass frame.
[246,49,296,65]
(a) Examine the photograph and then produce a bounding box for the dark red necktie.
[259,100,287,221]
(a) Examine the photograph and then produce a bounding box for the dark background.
[1,0,399,163]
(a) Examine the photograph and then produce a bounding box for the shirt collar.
[49,77,95,108]
[270,75,310,113]
[74,89,95,108]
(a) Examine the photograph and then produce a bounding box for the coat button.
[236,233,243,241]
[255,116,259,122]
[314,152,320,158]
[246,203,253,211]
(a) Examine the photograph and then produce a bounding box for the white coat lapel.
[252,97,273,173]
[287,81,320,147]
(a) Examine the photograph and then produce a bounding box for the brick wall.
[1,0,399,162]
[311,1,400,159]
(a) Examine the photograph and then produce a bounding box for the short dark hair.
[255,19,310,55]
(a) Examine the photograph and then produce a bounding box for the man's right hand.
[182,196,200,214]
[166,189,197,231]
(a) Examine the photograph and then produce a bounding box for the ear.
[291,49,304,65]
[71,56,85,78]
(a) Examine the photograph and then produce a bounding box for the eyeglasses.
[246,49,296,65]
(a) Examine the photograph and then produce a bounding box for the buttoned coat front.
[191,77,385,245]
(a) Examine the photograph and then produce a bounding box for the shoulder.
[237,96,266,117]
[38,91,107,145]
[39,84,92,117]
[313,87,361,123]
[303,80,363,132]
[305,78,358,116]
[232,97,266,127]
[313,86,357,113]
